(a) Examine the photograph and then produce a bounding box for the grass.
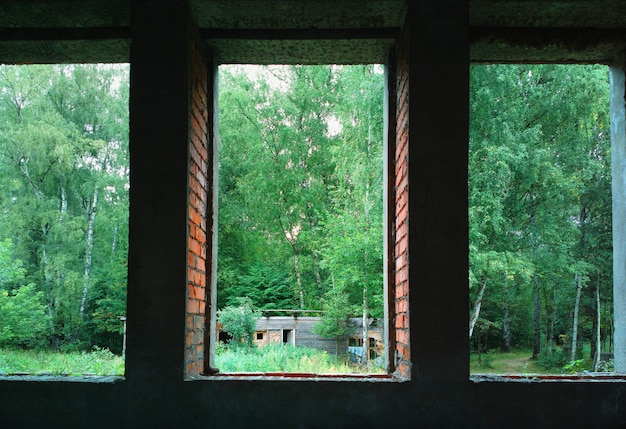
[0,347,124,376]
[215,343,385,374]
[470,348,549,374]
[470,346,605,375]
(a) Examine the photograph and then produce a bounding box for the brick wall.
[185,21,209,378]
[394,17,410,379]
[183,17,410,379]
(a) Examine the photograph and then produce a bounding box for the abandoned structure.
[250,316,384,361]
[2,0,626,427]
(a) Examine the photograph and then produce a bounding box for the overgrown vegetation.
[0,347,123,376]
[218,64,385,333]
[0,64,129,360]
[469,64,613,373]
[470,346,612,375]
[215,343,384,374]
[3,62,614,376]
[217,297,259,348]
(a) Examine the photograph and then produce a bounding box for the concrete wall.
[2,1,626,428]
[254,317,338,353]
[251,317,385,357]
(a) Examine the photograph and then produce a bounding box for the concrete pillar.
[610,63,626,373]
[126,1,191,383]
[408,1,469,382]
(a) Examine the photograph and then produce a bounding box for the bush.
[217,297,258,348]
[563,358,585,374]
[537,348,567,370]
[0,284,50,348]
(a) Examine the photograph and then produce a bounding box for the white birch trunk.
[60,186,67,221]
[571,272,583,362]
[362,285,369,366]
[593,283,601,371]
[293,251,304,309]
[79,187,98,318]
[111,224,118,258]
[469,277,487,339]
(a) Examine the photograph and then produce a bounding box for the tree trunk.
[306,204,323,291]
[312,250,322,290]
[548,285,557,353]
[593,281,601,371]
[60,185,67,222]
[529,197,541,360]
[79,187,98,319]
[469,276,487,340]
[571,272,583,362]
[532,275,541,359]
[292,250,304,309]
[502,272,511,352]
[111,223,118,257]
[361,285,368,366]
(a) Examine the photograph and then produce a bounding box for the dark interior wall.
[1,1,626,428]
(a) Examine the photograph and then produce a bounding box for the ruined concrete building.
[2,1,626,427]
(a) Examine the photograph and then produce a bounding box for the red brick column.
[394,19,410,379]
[185,21,209,378]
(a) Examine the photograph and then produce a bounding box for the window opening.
[0,64,129,377]
[215,64,386,375]
[469,64,613,376]
[282,329,293,345]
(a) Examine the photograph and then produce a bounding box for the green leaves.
[217,297,259,348]
[0,64,129,352]
[0,239,26,289]
[0,284,50,347]
[470,64,612,355]
[218,65,384,319]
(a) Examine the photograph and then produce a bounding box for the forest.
[217,64,385,360]
[0,62,614,375]
[0,63,386,368]
[0,64,129,356]
[470,64,613,372]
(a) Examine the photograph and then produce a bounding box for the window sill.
[471,373,626,383]
[193,372,402,382]
[0,374,124,383]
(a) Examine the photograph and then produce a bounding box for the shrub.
[563,358,586,374]
[537,348,567,370]
[217,297,258,348]
[0,284,50,348]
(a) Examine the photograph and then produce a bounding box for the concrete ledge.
[0,375,124,383]
[194,373,402,382]
[471,374,626,383]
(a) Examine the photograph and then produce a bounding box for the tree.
[313,283,352,354]
[469,64,611,367]
[217,297,259,348]
[0,239,50,348]
[0,63,129,352]
[217,64,385,328]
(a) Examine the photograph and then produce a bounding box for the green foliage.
[469,64,612,361]
[220,263,296,310]
[313,285,351,341]
[215,343,383,374]
[0,284,50,347]
[0,239,26,288]
[0,346,123,376]
[470,348,552,374]
[537,348,568,370]
[218,64,384,321]
[0,63,129,352]
[563,358,585,374]
[217,297,259,348]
